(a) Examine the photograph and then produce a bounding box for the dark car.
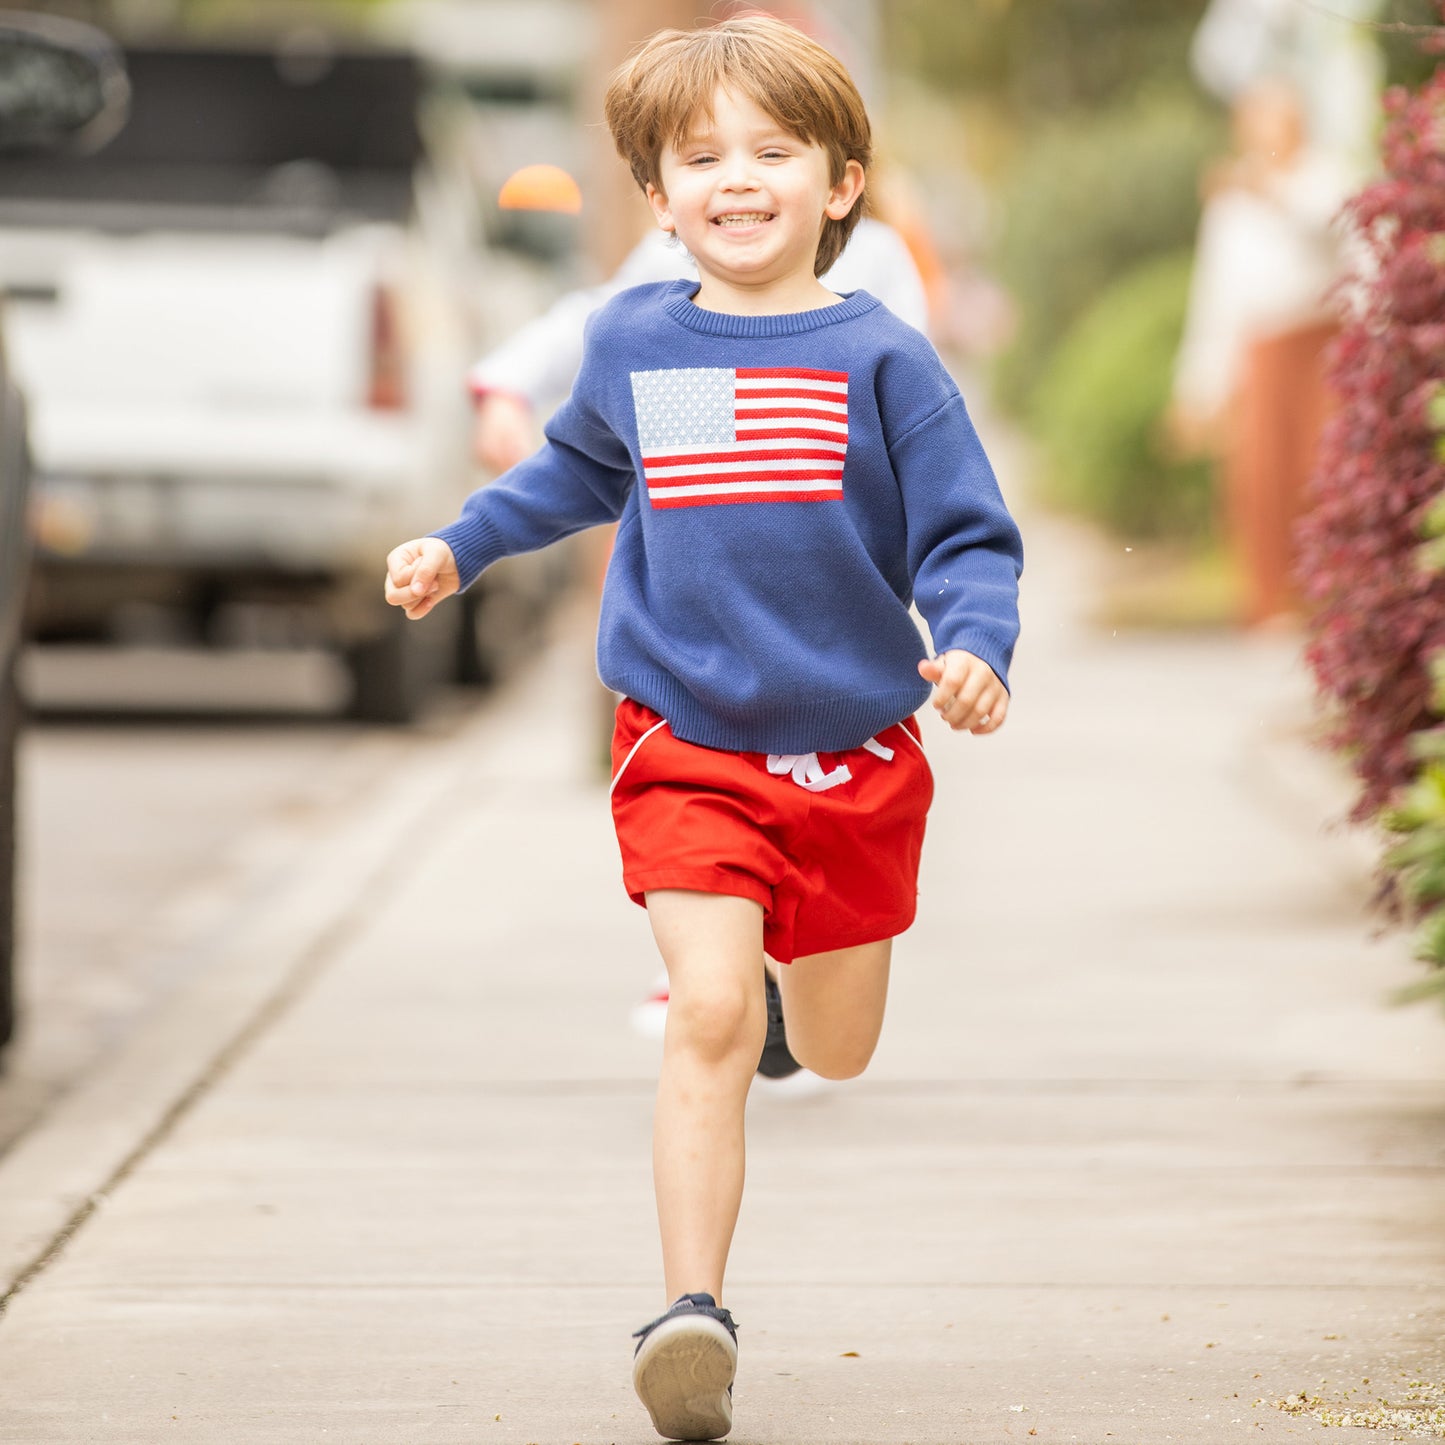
[0,321,26,1047]
[0,12,129,1046]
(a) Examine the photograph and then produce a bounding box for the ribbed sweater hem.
[609,673,930,754]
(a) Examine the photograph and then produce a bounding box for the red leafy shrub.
[1297,43,1445,823]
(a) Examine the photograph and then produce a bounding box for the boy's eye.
[687,154,718,166]
[760,150,789,160]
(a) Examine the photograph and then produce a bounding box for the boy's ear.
[645,182,675,234]
[825,160,866,221]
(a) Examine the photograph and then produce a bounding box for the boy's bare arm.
[384,538,460,621]
[472,392,537,474]
[917,650,1008,735]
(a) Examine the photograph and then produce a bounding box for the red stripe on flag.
[644,447,844,467]
[733,426,851,443]
[735,367,848,383]
[650,488,843,509]
[733,406,847,423]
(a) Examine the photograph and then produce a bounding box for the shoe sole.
[630,998,669,1040]
[753,1068,829,1099]
[633,1313,736,1441]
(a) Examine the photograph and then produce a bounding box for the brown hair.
[603,14,872,277]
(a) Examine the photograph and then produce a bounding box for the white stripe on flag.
[645,459,846,478]
[734,376,848,394]
[735,416,848,434]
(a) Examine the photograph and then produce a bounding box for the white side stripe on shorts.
[609,717,669,797]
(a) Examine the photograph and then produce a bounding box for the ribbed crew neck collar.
[661,280,880,337]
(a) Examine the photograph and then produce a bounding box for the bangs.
[607,16,871,188]
[603,15,872,276]
[659,42,835,155]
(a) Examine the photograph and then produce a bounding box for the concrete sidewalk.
[1,501,1443,1444]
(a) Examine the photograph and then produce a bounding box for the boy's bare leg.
[774,939,892,1080]
[645,889,768,1303]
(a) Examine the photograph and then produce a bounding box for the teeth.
[715,213,771,225]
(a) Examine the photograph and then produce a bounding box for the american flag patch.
[630,366,848,509]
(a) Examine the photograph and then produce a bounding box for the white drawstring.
[766,752,852,791]
[766,736,894,793]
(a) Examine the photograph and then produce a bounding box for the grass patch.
[1090,538,1248,631]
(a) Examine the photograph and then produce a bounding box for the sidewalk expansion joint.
[0,730,481,1316]
[0,882,392,1318]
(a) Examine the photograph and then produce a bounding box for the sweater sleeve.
[433,349,636,590]
[885,371,1024,692]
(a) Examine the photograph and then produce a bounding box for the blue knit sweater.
[435,281,1023,754]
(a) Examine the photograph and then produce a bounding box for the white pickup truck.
[0,40,541,721]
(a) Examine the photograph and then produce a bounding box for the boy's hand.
[918,650,1008,735]
[472,392,535,474]
[384,538,460,620]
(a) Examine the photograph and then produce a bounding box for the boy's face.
[646,87,863,304]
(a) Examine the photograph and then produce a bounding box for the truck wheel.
[0,650,19,1050]
[345,606,456,725]
[456,569,546,689]
[452,587,496,689]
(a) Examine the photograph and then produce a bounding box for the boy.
[384,16,1022,1441]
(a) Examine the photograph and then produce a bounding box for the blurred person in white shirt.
[470,216,930,472]
[1169,78,1356,622]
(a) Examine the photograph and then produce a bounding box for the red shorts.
[608,699,933,963]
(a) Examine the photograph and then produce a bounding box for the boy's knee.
[797,1046,872,1080]
[791,1033,877,1081]
[668,975,764,1062]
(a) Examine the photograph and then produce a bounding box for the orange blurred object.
[1226,319,1337,624]
[498,164,583,214]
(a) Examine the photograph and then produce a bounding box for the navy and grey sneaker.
[757,972,802,1079]
[632,1291,739,1441]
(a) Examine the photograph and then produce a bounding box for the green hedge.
[1030,250,1213,539]
[1380,487,1445,1013]
[991,92,1222,414]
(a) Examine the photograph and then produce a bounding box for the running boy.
[384,16,1022,1441]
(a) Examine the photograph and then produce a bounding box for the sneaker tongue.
[675,1292,717,1308]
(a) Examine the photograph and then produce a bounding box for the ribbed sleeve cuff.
[933,629,1016,695]
[430,510,509,592]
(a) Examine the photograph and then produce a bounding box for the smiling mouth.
[712,212,774,226]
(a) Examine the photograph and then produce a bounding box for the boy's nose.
[717,157,760,190]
